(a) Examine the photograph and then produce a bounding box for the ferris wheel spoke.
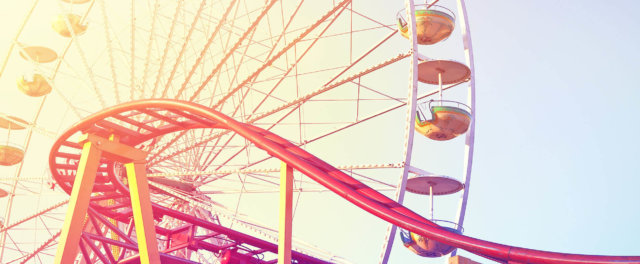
[150,52,407,170]
[0,98,62,262]
[129,0,136,102]
[4,233,27,261]
[301,81,463,150]
[54,3,106,109]
[46,0,98,86]
[159,0,207,99]
[96,0,122,104]
[0,200,68,238]
[246,18,353,117]
[345,7,396,31]
[18,231,62,264]
[152,54,412,166]
[151,0,184,98]
[268,0,305,59]
[15,48,83,120]
[175,0,239,100]
[210,0,351,110]
[222,35,261,113]
[227,0,305,76]
[186,0,279,102]
[180,58,410,171]
[246,52,410,124]
[151,162,402,179]
[197,131,227,171]
[348,169,397,189]
[200,132,240,172]
[199,103,298,175]
[139,0,160,100]
[0,0,39,80]
[350,81,403,103]
[181,15,245,103]
[188,131,209,169]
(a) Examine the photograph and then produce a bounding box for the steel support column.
[55,134,160,264]
[55,135,103,264]
[278,162,293,264]
[125,162,161,264]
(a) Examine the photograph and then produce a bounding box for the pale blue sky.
[448,0,640,262]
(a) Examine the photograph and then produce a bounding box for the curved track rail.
[50,100,640,264]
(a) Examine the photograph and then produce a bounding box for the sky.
[0,0,638,263]
[457,0,640,261]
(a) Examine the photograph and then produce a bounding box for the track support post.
[54,134,160,264]
[278,162,293,264]
[54,135,103,264]
[125,161,161,264]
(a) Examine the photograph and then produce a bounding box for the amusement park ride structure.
[0,0,637,263]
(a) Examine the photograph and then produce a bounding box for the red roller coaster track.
[49,100,640,264]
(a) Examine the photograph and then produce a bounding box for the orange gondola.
[17,73,52,97]
[52,14,88,37]
[415,101,471,141]
[0,116,27,166]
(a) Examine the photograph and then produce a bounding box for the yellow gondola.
[415,103,471,141]
[400,227,462,257]
[0,145,24,166]
[0,116,27,166]
[17,73,52,97]
[52,14,88,37]
[397,6,455,45]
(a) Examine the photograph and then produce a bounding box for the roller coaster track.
[49,100,640,264]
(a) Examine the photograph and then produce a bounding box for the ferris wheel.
[1,0,639,264]
[0,0,469,263]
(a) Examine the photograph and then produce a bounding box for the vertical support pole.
[55,138,102,264]
[5,124,10,145]
[125,162,161,264]
[429,185,434,220]
[278,162,293,264]
[438,72,443,104]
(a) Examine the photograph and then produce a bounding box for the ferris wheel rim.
[377,0,477,262]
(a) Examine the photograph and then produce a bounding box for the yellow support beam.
[54,139,102,264]
[125,162,161,264]
[55,134,161,263]
[278,162,293,264]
